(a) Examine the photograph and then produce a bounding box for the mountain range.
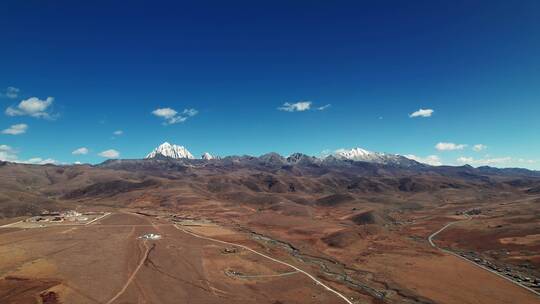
[141,142,539,175]
[1,141,540,220]
[145,142,421,167]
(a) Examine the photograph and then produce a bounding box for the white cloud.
[472,144,487,152]
[24,157,58,165]
[167,116,187,124]
[2,123,28,135]
[98,149,120,158]
[435,142,467,151]
[317,104,331,111]
[152,107,177,119]
[0,145,18,162]
[456,156,512,166]
[409,108,434,118]
[0,144,59,165]
[1,87,20,99]
[278,101,312,112]
[72,147,89,155]
[517,158,537,164]
[6,97,55,119]
[182,108,198,117]
[152,107,198,125]
[113,130,123,136]
[74,161,82,165]
[404,154,442,166]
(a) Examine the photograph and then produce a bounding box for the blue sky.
[1,1,539,169]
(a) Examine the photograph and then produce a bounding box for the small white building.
[139,233,162,240]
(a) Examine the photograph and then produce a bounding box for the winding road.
[428,214,471,248]
[428,214,540,297]
[176,225,354,304]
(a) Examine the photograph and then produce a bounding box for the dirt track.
[105,240,151,304]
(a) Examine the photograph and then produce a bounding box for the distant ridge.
[145,142,418,165]
[138,143,539,175]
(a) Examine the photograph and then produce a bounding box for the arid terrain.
[0,156,539,304]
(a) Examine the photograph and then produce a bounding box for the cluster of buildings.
[459,251,540,289]
[455,208,482,216]
[26,210,88,223]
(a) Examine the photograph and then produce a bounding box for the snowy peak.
[332,147,417,166]
[201,152,214,160]
[145,142,194,159]
[334,147,375,160]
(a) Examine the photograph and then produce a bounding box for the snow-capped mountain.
[142,143,420,166]
[145,142,194,159]
[332,147,417,166]
[201,152,214,160]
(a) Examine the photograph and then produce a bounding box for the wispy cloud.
[0,145,18,161]
[1,86,20,99]
[24,157,58,165]
[435,142,467,151]
[457,156,512,166]
[5,97,56,119]
[472,144,487,152]
[98,149,120,158]
[409,108,434,118]
[278,101,312,112]
[72,147,89,155]
[517,158,537,164]
[317,104,331,111]
[152,107,198,125]
[2,123,28,135]
[0,145,57,164]
[113,130,123,136]
[404,154,442,166]
[278,101,331,112]
[182,108,198,116]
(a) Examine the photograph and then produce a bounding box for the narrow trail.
[428,214,540,297]
[175,225,354,304]
[105,240,151,304]
[233,270,299,279]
